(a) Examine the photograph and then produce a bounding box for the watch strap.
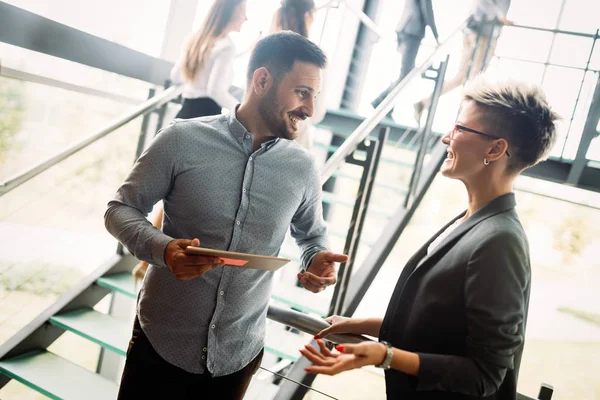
[375,341,393,369]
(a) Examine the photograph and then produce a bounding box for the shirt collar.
[228,105,248,140]
[228,106,281,151]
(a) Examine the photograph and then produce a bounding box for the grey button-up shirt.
[104,109,329,376]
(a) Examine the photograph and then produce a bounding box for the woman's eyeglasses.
[451,124,511,158]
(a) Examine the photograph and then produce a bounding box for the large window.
[3,0,171,57]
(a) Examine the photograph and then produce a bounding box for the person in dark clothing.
[301,75,560,400]
[371,0,438,115]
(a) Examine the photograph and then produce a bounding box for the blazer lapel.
[413,193,517,272]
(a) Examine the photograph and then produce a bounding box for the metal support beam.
[329,128,388,316]
[340,0,383,111]
[343,140,447,316]
[405,57,449,208]
[0,254,136,389]
[0,255,133,360]
[567,74,600,185]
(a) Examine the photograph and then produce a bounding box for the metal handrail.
[319,20,468,184]
[0,85,183,197]
[267,303,370,344]
[0,66,142,105]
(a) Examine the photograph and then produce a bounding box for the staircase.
[1,3,576,399]
[0,76,451,396]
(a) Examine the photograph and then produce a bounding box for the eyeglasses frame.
[452,124,511,158]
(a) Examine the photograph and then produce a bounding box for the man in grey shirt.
[105,32,347,400]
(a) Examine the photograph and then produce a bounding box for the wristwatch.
[375,341,393,370]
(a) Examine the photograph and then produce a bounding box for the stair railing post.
[328,127,388,317]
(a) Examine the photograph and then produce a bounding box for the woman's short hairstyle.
[247,31,327,84]
[463,76,560,174]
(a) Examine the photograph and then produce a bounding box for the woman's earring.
[483,158,490,166]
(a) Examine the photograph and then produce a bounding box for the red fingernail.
[335,345,344,352]
[314,334,320,339]
[304,368,310,372]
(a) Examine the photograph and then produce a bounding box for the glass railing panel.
[543,68,597,160]
[246,364,342,400]
[557,1,600,34]
[495,28,554,64]
[255,318,386,400]
[549,34,594,69]
[591,45,600,71]
[0,43,152,103]
[508,0,563,30]
[308,368,386,400]
[0,73,155,181]
[0,111,145,344]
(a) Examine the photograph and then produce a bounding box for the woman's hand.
[315,315,357,338]
[300,339,386,376]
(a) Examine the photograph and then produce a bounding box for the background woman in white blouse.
[270,0,327,149]
[170,0,247,118]
[132,0,247,281]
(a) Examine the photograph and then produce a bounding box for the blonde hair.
[463,75,560,173]
[181,0,244,82]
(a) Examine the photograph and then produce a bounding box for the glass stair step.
[0,350,118,400]
[49,309,130,356]
[94,273,319,361]
[96,272,139,299]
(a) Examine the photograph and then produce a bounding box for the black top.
[380,193,530,399]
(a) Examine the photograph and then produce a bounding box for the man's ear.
[252,67,274,96]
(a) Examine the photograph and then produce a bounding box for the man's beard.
[258,86,296,140]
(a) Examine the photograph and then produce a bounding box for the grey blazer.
[380,193,530,399]
[396,0,439,41]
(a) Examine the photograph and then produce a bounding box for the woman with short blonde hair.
[302,76,559,399]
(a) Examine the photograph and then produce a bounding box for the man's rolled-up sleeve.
[104,123,181,267]
[290,166,329,270]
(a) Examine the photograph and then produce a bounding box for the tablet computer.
[185,246,291,271]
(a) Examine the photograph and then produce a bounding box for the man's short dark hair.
[246,31,327,84]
